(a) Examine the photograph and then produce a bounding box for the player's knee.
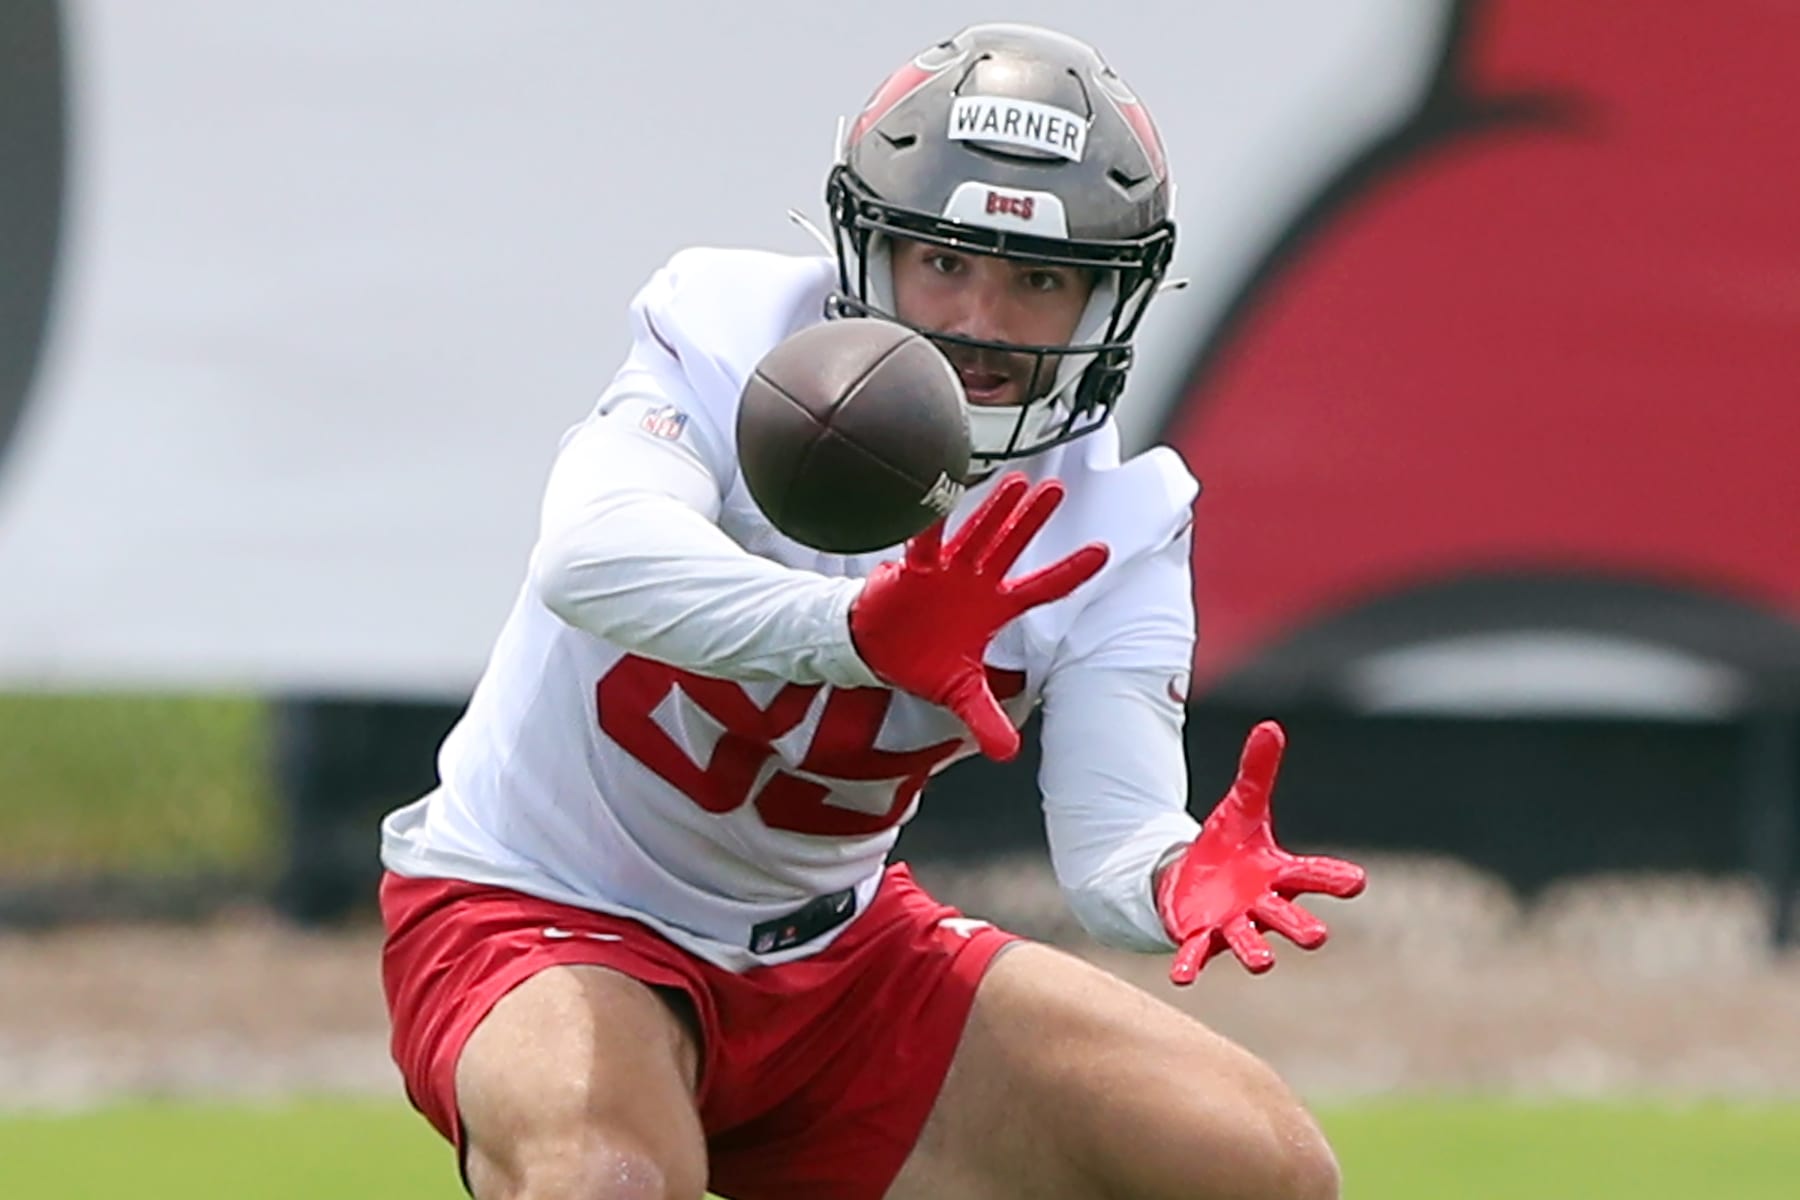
[1237,1096,1341,1200]
[1270,1117,1342,1200]
[1170,1062,1341,1200]
[478,1130,704,1200]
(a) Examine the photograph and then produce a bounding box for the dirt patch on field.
[2,855,1797,1111]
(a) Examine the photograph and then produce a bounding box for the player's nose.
[940,269,1013,343]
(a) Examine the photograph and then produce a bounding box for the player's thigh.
[885,942,1340,1200]
[455,963,708,1200]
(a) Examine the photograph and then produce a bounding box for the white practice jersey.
[381,248,1202,970]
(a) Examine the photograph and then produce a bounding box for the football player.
[380,23,1365,1200]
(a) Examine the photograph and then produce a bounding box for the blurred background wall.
[1,0,1795,934]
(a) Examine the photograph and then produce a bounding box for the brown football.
[736,318,971,554]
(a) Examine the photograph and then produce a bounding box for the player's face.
[889,239,1095,409]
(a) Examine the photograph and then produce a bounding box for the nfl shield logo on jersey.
[639,404,690,441]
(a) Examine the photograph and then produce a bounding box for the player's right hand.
[849,473,1107,760]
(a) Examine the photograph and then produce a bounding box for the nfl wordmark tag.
[638,403,689,441]
[948,96,1089,162]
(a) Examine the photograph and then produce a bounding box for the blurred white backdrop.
[0,1,1450,694]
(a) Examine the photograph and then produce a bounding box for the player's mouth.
[949,356,1025,407]
[957,368,1012,406]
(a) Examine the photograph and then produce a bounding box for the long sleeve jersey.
[380,247,1202,970]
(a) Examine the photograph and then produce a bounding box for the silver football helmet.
[826,23,1177,467]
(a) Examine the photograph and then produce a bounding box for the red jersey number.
[597,654,1023,836]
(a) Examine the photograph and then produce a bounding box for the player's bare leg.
[454,964,708,1200]
[884,942,1340,1200]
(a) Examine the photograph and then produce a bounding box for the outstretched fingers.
[1250,894,1329,949]
[904,517,945,570]
[1227,721,1286,821]
[1220,915,1276,973]
[977,478,1066,576]
[1279,854,1368,899]
[1002,543,1109,614]
[1169,929,1225,986]
[943,472,1028,563]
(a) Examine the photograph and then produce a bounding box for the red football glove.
[1157,721,1367,984]
[850,472,1108,761]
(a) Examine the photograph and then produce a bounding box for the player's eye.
[925,251,964,276]
[1022,269,1066,293]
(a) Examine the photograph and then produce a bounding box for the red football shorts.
[379,863,1020,1200]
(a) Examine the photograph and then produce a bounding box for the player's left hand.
[1156,721,1367,984]
[850,473,1107,761]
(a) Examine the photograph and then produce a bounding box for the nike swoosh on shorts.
[542,926,624,942]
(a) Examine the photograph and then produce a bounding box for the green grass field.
[1,1098,1795,1198]
[0,693,271,877]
